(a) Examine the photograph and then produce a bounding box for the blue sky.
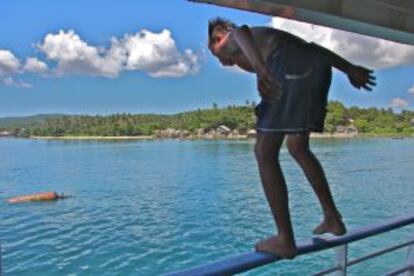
[0,0,413,117]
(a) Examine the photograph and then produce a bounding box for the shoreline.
[30,135,154,140]
[28,133,413,140]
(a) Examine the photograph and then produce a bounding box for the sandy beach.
[30,135,154,140]
[28,132,414,141]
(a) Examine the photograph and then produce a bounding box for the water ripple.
[1,138,414,275]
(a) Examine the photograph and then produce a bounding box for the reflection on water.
[1,137,414,275]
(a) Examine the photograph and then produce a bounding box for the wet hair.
[208,17,237,46]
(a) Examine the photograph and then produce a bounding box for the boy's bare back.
[220,26,305,72]
[211,26,304,74]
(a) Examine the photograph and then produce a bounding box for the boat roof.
[191,0,414,45]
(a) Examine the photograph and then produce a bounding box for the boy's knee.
[254,132,284,163]
[287,138,309,160]
[254,139,279,163]
[254,140,266,160]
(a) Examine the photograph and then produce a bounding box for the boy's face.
[209,30,226,54]
[209,29,235,66]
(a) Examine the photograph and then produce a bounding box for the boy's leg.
[286,131,346,235]
[254,131,297,259]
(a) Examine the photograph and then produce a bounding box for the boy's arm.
[309,42,376,91]
[230,25,267,75]
[230,25,282,99]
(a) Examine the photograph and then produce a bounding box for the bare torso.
[225,26,306,73]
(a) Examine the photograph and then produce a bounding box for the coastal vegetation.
[1,101,413,138]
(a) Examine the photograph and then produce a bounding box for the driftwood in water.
[7,191,67,203]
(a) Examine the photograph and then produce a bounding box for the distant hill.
[0,114,65,129]
[1,101,413,137]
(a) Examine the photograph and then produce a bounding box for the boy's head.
[208,17,236,51]
[208,17,237,65]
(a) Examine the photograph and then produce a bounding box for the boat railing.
[167,213,414,275]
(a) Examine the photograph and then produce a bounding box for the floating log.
[7,191,66,203]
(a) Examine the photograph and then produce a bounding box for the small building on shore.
[0,130,12,137]
[335,125,358,134]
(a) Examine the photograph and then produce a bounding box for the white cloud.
[36,29,199,78]
[121,29,199,77]
[390,97,409,108]
[222,65,247,74]
[408,85,414,96]
[0,28,200,86]
[0,50,20,75]
[23,57,48,74]
[37,30,124,78]
[0,50,32,88]
[2,77,32,88]
[270,18,414,69]
[3,76,13,85]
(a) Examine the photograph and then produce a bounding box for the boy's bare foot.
[254,235,297,259]
[313,215,346,236]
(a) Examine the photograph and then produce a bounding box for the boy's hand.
[257,70,282,101]
[347,65,376,91]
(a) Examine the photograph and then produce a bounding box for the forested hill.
[0,101,413,137]
[0,114,64,129]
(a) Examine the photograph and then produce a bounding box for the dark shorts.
[255,43,332,133]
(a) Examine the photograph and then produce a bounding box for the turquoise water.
[1,137,414,275]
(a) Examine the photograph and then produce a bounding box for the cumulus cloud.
[2,76,32,88]
[23,57,48,74]
[390,97,409,109]
[122,29,199,77]
[270,18,414,69]
[37,30,125,78]
[222,64,247,74]
[0,27,200,88]
[0,50,21,75]
[36,29,199,78]
[408,85,414,96]
[0,50,33,88]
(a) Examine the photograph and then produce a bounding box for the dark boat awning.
[191,0,414,45]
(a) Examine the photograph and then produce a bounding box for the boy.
[208,17,376,259]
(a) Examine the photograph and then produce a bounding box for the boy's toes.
[254,235,297,259]
[313,218,347,236]
[313,222,327,235]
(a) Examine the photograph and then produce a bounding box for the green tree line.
[10,101,414,137]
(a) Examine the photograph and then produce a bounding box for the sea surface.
[1,137,414,275]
